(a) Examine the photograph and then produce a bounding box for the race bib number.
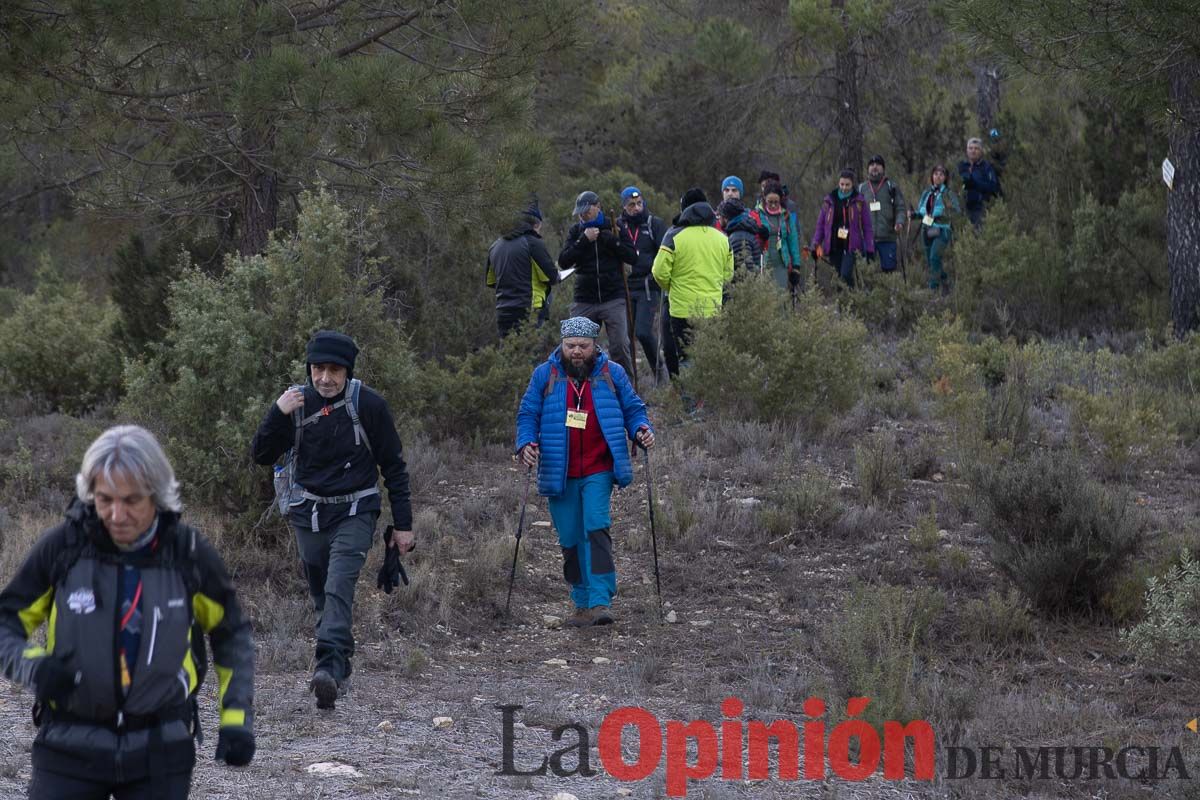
[566,410,588,429]
[837,227,849,240]
[922,214,935,226]
[869,201,882,212]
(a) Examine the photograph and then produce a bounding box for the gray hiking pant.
[294,511,378,682]
[570,298,633,377]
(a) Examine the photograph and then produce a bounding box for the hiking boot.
[590,606,614,625]
[311,670,338,710]
[565,607,593,628]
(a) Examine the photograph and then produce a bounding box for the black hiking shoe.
[590,606,614,625]
[311,670,337,710]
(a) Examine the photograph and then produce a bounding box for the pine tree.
[950,0,1200,334]
[0,1,571,254]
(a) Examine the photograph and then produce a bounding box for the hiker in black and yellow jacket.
[0,425,255,799]
[487,200,563,337]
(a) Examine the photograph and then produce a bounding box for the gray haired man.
[0,425,255,798]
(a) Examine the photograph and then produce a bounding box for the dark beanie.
[680,187,707,211]
[306,330,359,379]
[717,198,745,221]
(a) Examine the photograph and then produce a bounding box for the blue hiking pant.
[547,472,616,609]
[875,241,898,273]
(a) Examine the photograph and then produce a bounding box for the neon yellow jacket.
[651,203,733,319]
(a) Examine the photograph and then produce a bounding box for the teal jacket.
[915,185,961,231]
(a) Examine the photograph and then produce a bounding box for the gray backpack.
[273,378,372,516]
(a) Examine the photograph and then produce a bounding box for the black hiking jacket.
[558,221,638,305]
[251,381,413,531]
[487,224,559,310]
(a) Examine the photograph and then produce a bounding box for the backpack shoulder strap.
[346,378,372,453]
[543,365,559,398]
[596,362,616,395]
[51,523,87,587]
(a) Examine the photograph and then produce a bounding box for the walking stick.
[505,464,534,616]
[611,209,639,393]
[635,440,662,616]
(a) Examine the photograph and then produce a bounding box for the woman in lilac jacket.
[811,169,875,288]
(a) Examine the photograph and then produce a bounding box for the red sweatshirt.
[566,377,614,478]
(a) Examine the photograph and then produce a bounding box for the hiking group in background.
[488,135,1003,343]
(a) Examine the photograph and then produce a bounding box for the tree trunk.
[238,151,278,256]
[832,0,863,179]
[974,63,1002,133]
[1168,58,1200,336]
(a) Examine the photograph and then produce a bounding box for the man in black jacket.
[487,201,561,337]
[251,330,413,710]
[558,190,638,377]
[616,186,668,382]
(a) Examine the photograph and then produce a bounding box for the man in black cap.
[487,200,562,337]
[558,190,638,377]
[858,155,907,275]
[251,330,413,710]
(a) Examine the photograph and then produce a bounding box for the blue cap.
[620,186,642,202]
[721,176,744,195]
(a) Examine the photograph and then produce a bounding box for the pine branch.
[335,9,423,57]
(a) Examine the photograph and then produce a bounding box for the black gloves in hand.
[376,525,409,594]
[215,726,255,766]
[33,656,77,705]
[787,269,801,287]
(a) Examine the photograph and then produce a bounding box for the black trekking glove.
[377,525,410,594]
[215,726,255,766]
[788,269,801,287]
[32,656,78,705]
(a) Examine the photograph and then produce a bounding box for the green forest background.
[3,1,1200,764]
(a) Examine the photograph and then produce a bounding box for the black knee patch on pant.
[562,546,581,585]
[588,529,614,574]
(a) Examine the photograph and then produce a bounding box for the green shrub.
[910,503,940,552]
[762,468,845,539]
[420,320,558,444]
[819,584,944,726]
[854,430,904,507]
[1135,332,1200,445]
[1061,385,1173,479]
[0,272,122,414]
[959,589,1035,650]
[122,190,419,516]
[972,450,1143,614]
[683,277,868,430]
[1120,550,1200,672]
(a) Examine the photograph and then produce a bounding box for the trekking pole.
[635,440,662,616]
[504,464,534,616]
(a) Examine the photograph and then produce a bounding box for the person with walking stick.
[514,317,654,627]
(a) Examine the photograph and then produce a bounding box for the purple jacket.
[811,190,875,256]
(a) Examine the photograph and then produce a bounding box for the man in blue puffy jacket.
[515,317,654,627]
